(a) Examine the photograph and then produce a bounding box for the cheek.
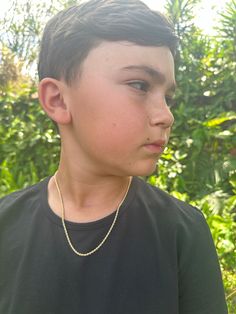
[95,109,145,154]
[68,81,149,160]
[104,103,146,147]
[72,87,146,144]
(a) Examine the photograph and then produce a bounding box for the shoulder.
[0,177,50,225]
[134,177,215,258]
[133,177,208,236]
[133,179,227,313]
[135,176,204,220]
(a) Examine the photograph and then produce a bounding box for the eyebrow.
[121,65,177,94]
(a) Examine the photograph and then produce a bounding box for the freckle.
[112,123,117,127]
[146,137,150,141]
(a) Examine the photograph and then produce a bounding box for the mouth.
[143,140,167,154]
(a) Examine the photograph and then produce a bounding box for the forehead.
[80,41,175,83]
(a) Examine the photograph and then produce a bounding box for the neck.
[48,155,131,223]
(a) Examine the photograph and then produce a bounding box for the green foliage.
[0,45,20,87]
[0,0,236,311]
[0,0,78,72]
[0,81,60,195]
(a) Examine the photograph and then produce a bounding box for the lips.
[143,140,167,154]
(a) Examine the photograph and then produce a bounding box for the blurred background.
[0,0,235,311]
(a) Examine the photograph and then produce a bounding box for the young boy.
[0,0,228,313]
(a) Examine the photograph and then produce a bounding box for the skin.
[38,41,176,223]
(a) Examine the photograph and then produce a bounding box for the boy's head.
[38,0,178,177]
[38,0,178,84]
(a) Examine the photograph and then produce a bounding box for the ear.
[38,78,72,125]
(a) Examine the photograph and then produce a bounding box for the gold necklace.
[53,172,132,257]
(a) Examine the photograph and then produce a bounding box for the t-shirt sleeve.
[177,207,228,314]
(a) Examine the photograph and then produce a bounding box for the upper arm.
[177,208,228,314]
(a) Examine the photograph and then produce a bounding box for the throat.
[47,174,132,223]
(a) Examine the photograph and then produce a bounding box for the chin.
[136,169,157,177]
[128,161,158,177]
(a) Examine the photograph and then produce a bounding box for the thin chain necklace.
[53,172,132,257]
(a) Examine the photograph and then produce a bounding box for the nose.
[148,97,174,128]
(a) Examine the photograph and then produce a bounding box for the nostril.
[148,108,174,127]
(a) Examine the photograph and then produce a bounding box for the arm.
[178,208,228,314]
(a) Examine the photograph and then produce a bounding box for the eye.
[128,80,150,92]
[165,95,176,108]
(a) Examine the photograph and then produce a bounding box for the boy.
[0,0,228,313]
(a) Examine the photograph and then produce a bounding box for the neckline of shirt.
[40,175,138,231]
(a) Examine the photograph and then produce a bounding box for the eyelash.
[127,80,176,107]
[165,96,175,108]
[127,80,150,92]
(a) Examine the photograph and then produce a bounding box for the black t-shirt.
[0,176,228,314]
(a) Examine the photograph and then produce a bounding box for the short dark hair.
[38,0,178,84]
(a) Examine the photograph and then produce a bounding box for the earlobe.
[38,78,71,125]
